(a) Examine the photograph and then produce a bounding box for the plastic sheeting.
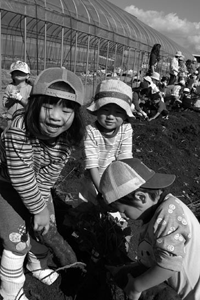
[0,0,193,77]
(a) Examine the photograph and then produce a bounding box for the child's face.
[109,190,158,222]
[96,103,127,131]
[11,70,28,82]
[39,101,75,139]
[111,200,144,220]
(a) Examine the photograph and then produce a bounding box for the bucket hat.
[151,72,160,81]
[31,67,84,106]
[183,88,190,93]
[87,78,134,118]
[175,51,183,57]
[10,61,30,74]
[100,158,176,204]
[143,76,152,84]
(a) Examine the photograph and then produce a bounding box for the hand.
[10,92,22,101]
[33,206,50,235]
[124,274,142,300]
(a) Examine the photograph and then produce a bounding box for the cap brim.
[141,173,176,189]
[87,98,135,118]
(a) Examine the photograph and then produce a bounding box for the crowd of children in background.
[131,50,200,120]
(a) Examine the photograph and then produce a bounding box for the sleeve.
[152,200,190,272]
[3,127,65,214]
[84,125,99,169]
[2,85,13,108]
[158,98,167,113]
[117,123,133,160]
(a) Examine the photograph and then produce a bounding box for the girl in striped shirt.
[0,67,85,300]
[79,78,134,205]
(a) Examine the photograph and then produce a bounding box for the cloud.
[124,5,200,53]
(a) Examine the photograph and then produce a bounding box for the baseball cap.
[31,67,84,106]
[10,61,30,74]
[100,158,176,204]
[86,78,134,118]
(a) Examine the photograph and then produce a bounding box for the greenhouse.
[0,0,193,90]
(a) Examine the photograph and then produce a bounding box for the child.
[2,61,32,125]
[99,158,200,300]
[80,78,134,204]
[143,73,168,121]
[0,67,85,300]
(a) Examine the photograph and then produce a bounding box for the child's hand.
[33,206,50,235]
[124,273,142,300]
[9,92,23,101]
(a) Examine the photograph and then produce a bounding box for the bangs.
[43,96,78,109]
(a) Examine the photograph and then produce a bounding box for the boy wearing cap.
[100,158,200,300]
[80,78,134,204]
[2,61,32,125]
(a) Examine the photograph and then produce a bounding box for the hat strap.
[95,91,132,105]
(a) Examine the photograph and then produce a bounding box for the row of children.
[0,62,200,300]
[132,70,200,119]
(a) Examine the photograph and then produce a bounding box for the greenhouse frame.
[0,0,193,91]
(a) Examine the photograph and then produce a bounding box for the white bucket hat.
[151,72,160,81]
[175,51,183,57]
[87,78,134,118]
[143,76,152,84]
[10,61,30,74]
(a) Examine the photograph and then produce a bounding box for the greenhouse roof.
[1,0,193,58]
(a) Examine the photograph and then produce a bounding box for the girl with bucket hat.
[2,61,32,126]
[79,78,134,205]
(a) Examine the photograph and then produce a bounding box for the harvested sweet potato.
[38,225,77,266]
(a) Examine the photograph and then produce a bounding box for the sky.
[108,0,200,54]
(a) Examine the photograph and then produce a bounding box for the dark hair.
[150,44,161,61]
[23,95,85,147]
[11,71,31,85]
[116,188,161,207]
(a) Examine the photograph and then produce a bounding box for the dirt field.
[0,104,200,299]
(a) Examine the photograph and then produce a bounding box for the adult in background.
[178,56,188,82]
[168,51,183,85]
[147,44,161,76]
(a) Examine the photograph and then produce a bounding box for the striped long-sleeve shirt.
[0,115,71,214]
[84,122,133,178]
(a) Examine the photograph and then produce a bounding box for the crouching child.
[99,158,200,300]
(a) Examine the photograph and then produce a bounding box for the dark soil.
[0,107,200,300]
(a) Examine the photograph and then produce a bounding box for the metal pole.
[85,35,90,87]
[114,43,117,74]
[74,31,78,73]
[24,8,27,62]
[44,22,47,69]
[0,10,2,91]
[120,46,125,81]
[61,27,64,67]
